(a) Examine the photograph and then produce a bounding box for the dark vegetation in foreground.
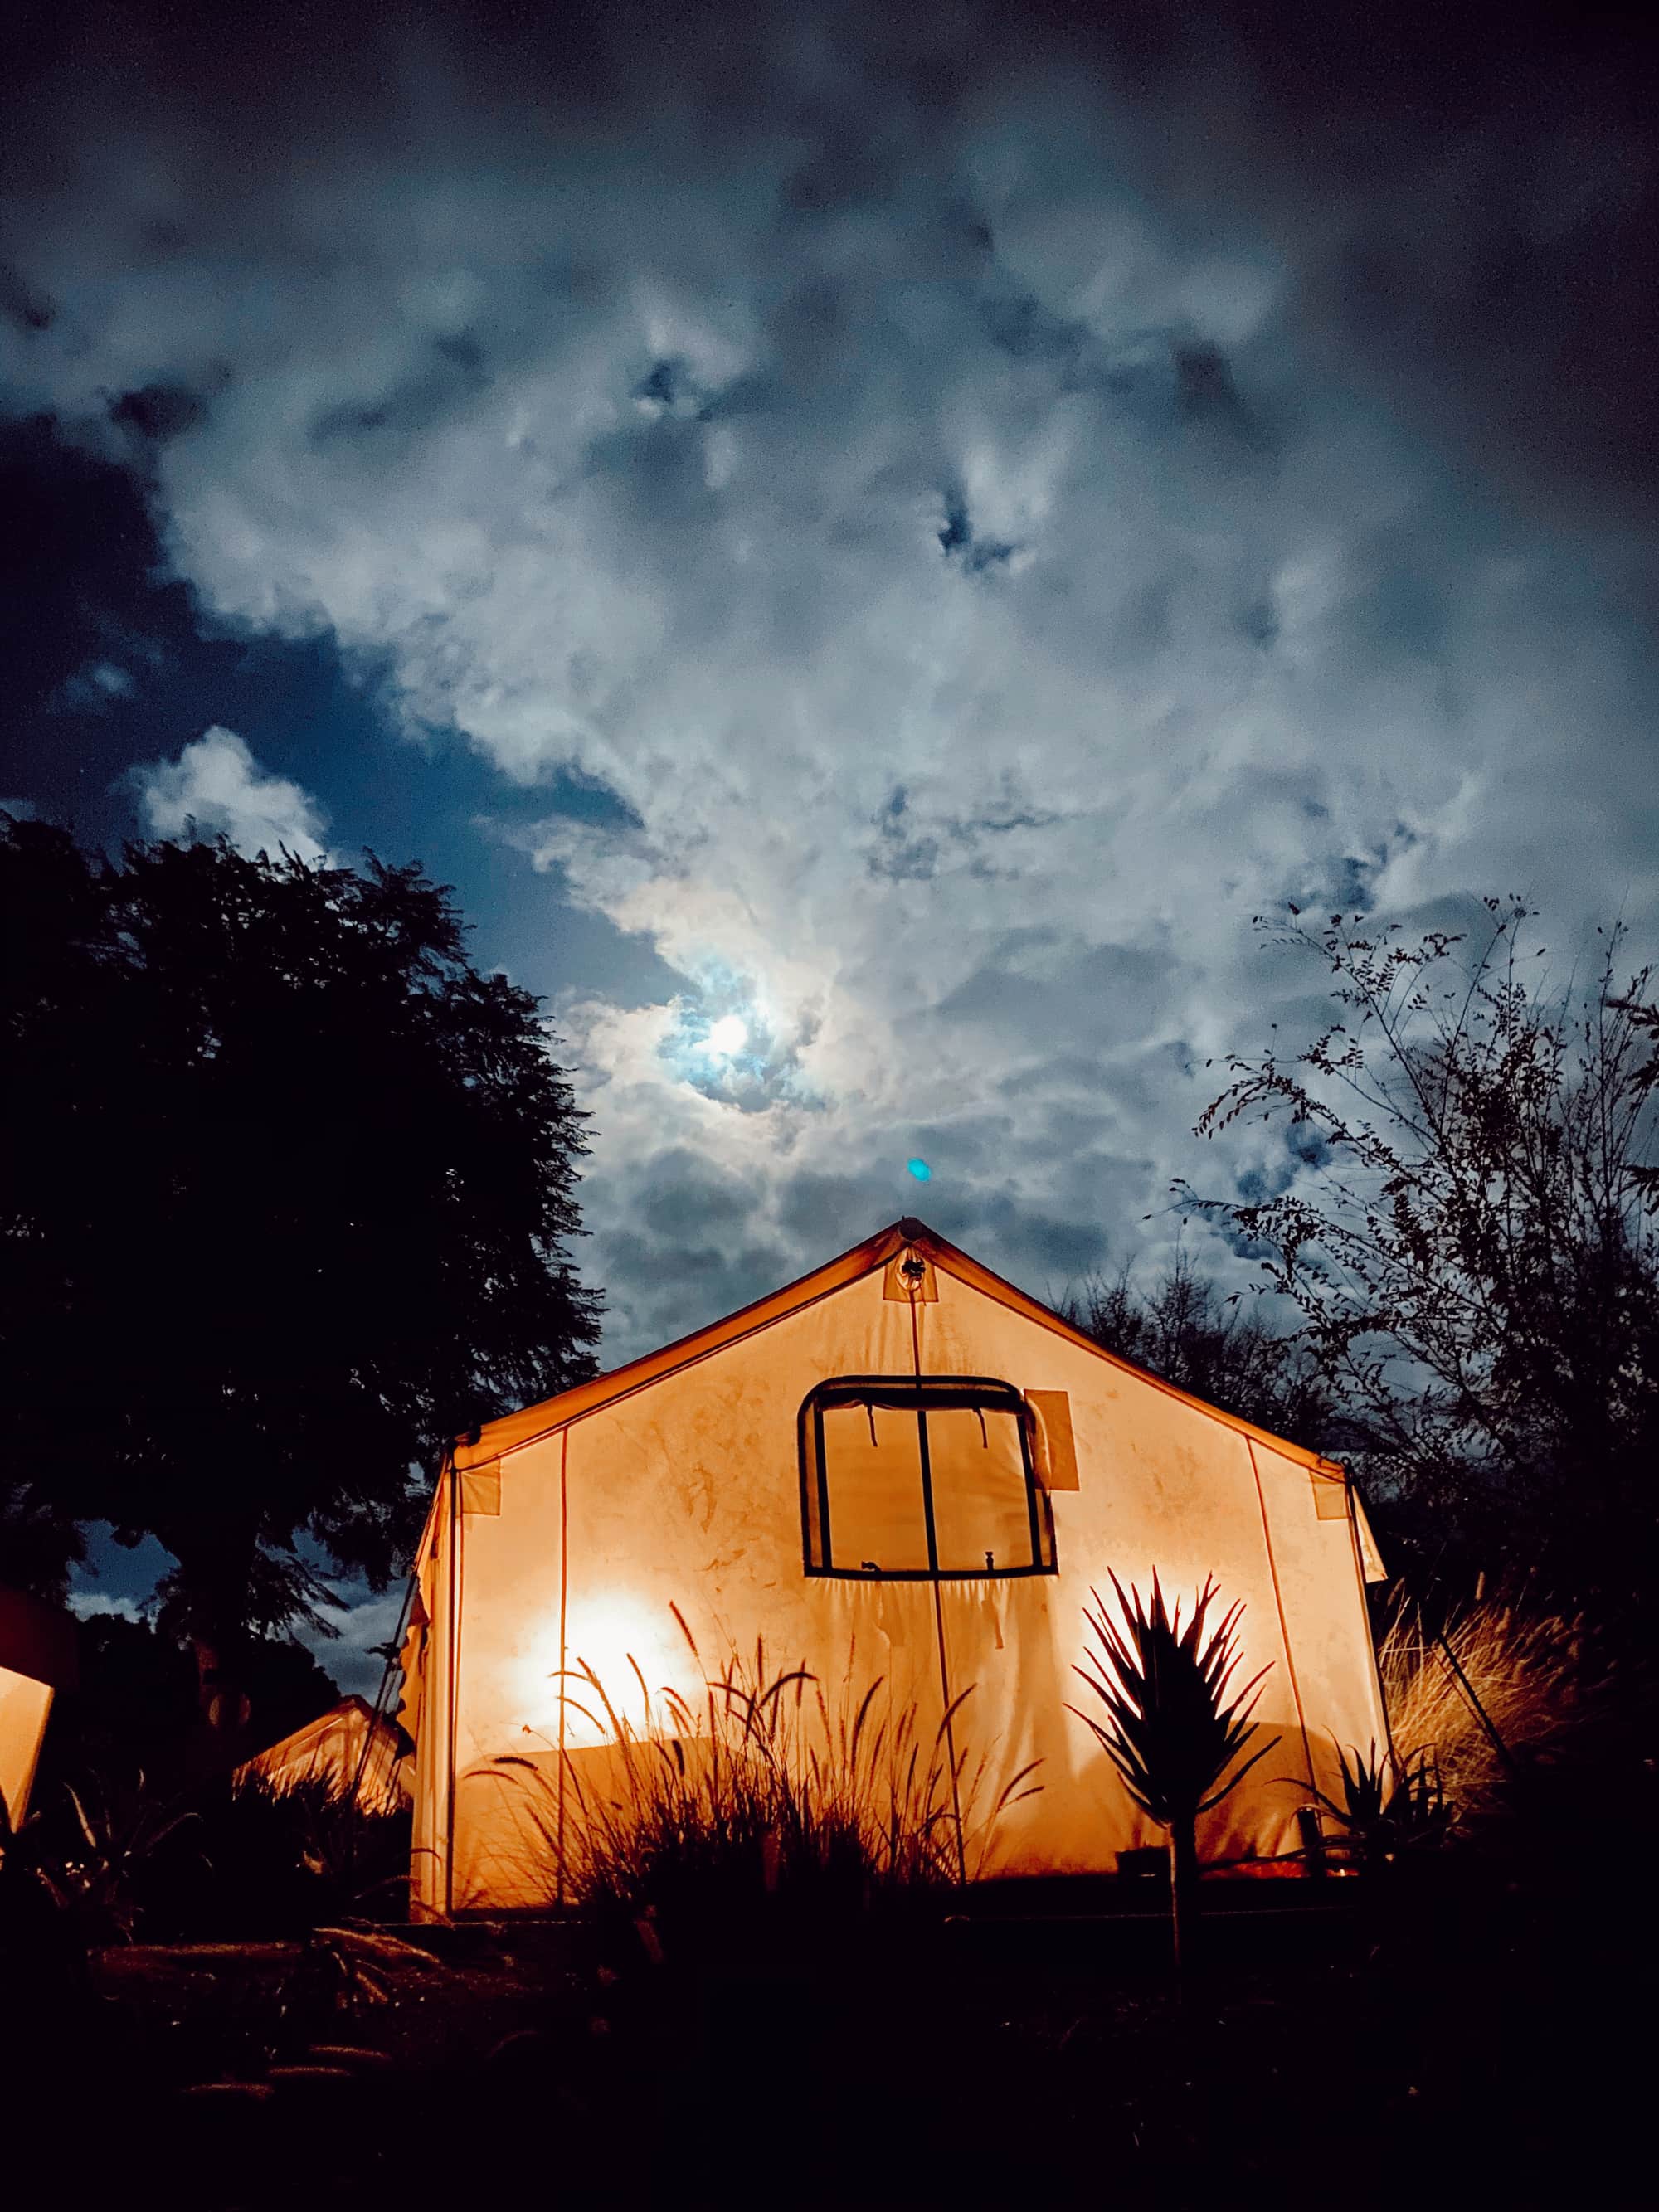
[5,1736,1652,2208]
[4,1590,1652,2206]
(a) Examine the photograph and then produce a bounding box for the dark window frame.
[798,1374,1058,1582]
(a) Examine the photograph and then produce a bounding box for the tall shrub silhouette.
[1192,902,1659,1611]
[1071,1573,1277,1973]
[0,819,601,1749]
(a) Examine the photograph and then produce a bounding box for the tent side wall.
[0,1670,53,1830]
[0,1587,78,1830]
[425,1263,1385,1912]
[406,1473,460,1919]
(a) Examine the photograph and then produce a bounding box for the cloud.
[7,7,1659,1358]
[51,659,134,712]
[66,1590,147,1623]
[131,727,329,862]
[294,1587,407,1700]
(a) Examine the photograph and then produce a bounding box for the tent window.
[799,1378,1056,1580]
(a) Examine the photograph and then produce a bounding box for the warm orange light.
[0,1666,53,1828]
[516,1593,698,1751]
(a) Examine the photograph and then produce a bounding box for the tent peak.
[447,1211,1343,1479]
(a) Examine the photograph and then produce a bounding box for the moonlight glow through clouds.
[704,1014,748,1057]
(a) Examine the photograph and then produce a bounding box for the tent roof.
[453,1217,1345,1478]
[239,1694,410,1813]
[246,1694,382,1766]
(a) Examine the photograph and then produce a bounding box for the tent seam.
[1246,1437,1316,1792]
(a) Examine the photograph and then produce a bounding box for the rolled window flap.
[1352,1490,1387,1581]
[1311,1469,1350,1520]
[1025,1390,1079,1490]
[461,1461,501,1515]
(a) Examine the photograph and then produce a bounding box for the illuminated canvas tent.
[237,1695,410,1816]
[401,1219,1387,1917]
[0,1586,77,1832]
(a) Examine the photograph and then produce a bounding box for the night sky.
[7,2,1659,1683]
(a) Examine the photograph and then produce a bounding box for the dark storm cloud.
[109,381,213,447]
[932,933,1176,1053]
[599,1225,797,1357]
[776,1171,901,1252]
[639,1147,757,1241]
[9,0,1656,523]
[841,0,1658,532]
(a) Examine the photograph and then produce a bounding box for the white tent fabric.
[0,1587,77,1830]
[401,1219,1389,1916]
[239,1695,409,1816]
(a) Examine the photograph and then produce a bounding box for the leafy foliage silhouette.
[1064,1250,1335,1452]
[1287,1735,1449,1871]
[0,818,601,1738]
[1191,902,1659,1609]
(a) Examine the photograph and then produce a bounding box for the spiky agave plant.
[1070,1573,1277,1974]
[1292,1736,1450,1871]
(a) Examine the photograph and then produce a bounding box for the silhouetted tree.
[1192,901,1659,1611]
[1065,1252,1336,1453]
[0,1483,83,1602]
[1,819,601,1744]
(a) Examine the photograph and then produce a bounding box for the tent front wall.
[412,1264,1385,1915]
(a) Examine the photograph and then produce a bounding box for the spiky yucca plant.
[1291,1736,1449,1870]
[1071,1573,1277,1972]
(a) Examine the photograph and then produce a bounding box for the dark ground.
[7,1825,1651,2210]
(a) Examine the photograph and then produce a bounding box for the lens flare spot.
[907,1157,932,1181]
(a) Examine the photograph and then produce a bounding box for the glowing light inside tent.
[518,1592,695,1751]
[907,1157,932,1181]
[703,1014,748,1056]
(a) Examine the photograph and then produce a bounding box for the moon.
[705,1013,747,1055]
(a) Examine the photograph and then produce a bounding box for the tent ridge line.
[452,1220,912,1467]
[455,1217,1342,1480]
[1246,1435,1316,1792]
[922,1239,1344,1476]
[481,1241,909,1465]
